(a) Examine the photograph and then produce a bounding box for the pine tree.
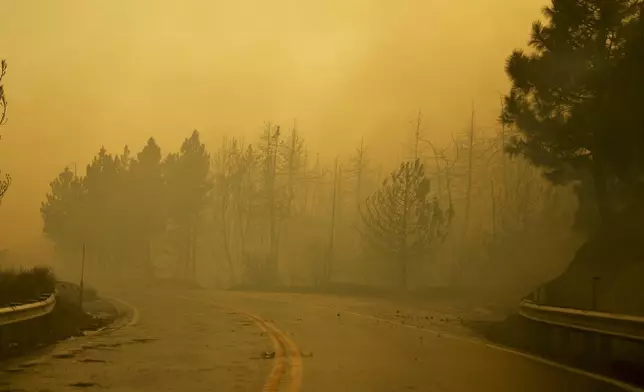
[41,167,86,252]
[502,0,643,226]
[360,159,450,288]
[130,138,166,275]
[165,130,212,280]
[82,147,122,271]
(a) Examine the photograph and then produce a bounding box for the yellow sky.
[0,0,546,260]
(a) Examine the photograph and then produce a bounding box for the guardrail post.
[519,297,644,375]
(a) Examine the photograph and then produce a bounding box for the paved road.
[1,288,636,392]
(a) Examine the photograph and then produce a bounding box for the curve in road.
[2,288,641,392]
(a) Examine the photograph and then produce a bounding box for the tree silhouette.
[41,134,213,280]
[40,119,468,288]
[502,0,643,227]
[0,59,6,126]
[230,143,259,274]
[129,138,165,274]
[0,60,10,203]
[257,123,283,282]
[360,159,450,289]
[82,146,123,270]
[41,167,86,252]
[165,130,212,280]
[280,124,305,217]
[346,137,378,212]
[212,136,255,282]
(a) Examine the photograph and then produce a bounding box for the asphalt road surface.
[1,287,636,392]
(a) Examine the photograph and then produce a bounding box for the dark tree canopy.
[502,0,644,225]
[165,130,212,226]
[41,131,212,279]
[41,167,85,249]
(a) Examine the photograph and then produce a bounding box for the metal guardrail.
[0,292,57,326]
[519,299,644,343]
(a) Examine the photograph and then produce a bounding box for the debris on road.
[52,351,75,359]
[78,358,107,364]
[68,381,98,388]
[18,360,42,368]
[131,338,156,344]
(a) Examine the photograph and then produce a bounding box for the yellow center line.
[236,310,289,392]
[264,321,303,392]
[154,293,303,392]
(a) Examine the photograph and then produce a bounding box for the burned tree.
[0,60,7,127]
[258,123,283,282]
[0,60,10,203]
[360,159,450,289]
[280,124,305,217]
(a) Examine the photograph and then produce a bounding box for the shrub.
[0,267,56,307]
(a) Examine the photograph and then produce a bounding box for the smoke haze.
[0,0,545,261]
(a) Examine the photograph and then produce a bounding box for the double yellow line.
[237,310,302,392]
[142,292,303,392]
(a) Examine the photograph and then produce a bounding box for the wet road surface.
[1,287,636,392]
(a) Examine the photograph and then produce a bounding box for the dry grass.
[0,266,56,307]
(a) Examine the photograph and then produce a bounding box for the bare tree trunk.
[237,201,247,262]
[464,105,475,240]
[592,152,611,229]
[286,125,298,217]
[190,226,197,281]
[221,211,235,284]
[414,110,422,160]
[326,157,340,285]
[444,163,453,212]
[455,105,475,285]
[355,137,365,209]
[400,165,412,290]
[491,179,497,238]
[185,231,191,281]
[499,97,509,231]
[146,237,153,278]
[266,125,280,283]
